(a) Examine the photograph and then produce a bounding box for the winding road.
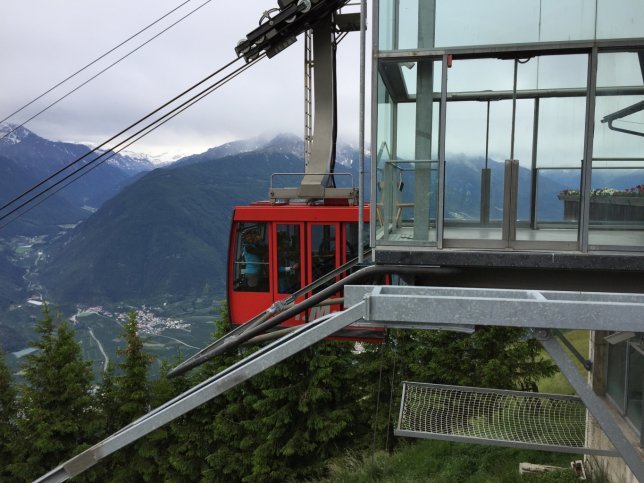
[88,328,109,372]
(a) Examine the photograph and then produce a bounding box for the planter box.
[558,195,644,222]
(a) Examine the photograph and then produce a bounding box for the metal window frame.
[372,40,644,253]
[625,339,644,441]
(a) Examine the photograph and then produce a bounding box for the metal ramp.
[396,382,616,456]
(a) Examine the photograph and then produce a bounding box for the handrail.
[167,249,371,377]
[168,263,454,378]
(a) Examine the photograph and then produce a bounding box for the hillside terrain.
[38,134,366,305]
[0,124,155,350]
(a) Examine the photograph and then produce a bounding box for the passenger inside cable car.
[233,223,269,292]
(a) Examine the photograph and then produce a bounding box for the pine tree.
[398,327,556,390]
[115,311,151,426]
[0,348,18,478]
[8,307,95,481]
[242,341,359,482]
[105,311,153,481]
[136,358,196,482]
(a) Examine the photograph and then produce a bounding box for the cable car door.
[273,223,305,326]
[306,222,341,322]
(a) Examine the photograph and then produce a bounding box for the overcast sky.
[1,0,370,160]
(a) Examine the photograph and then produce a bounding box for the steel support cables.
[35,303,367,483]
[0,54,264,230]
[0,0,215,140]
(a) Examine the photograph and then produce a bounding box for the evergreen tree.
[8,307,95,481]
[103,311,153,481]
[136,358,196,482]
[95,362,119,434]
[399,327,556,390]
[352,333,401,452]
[0,348,18,478]
[115,311,152,427]
[202,304,258,482]
[242,341,359,482]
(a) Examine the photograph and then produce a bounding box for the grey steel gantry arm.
[237,0,359,200]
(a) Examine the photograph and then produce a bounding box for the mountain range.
[38,133,365,305]
[1,125,640,352]
[0,123,154,236]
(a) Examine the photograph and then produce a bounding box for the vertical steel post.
[480,100,491,224]
[369,0,379,252]
[437,54,448,248]
[413,0,436,241]
[530,98,540,230]
[510,58,518,160]
[358,0,366,263]
[580,48,598,252]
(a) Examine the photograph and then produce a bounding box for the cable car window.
[311,224,336,292]
[277,224,301,294]
[345,222,369,261]
[233,222,269,292]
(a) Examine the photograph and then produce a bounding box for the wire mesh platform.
[395,382,617,456]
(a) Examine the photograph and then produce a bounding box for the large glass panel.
[375,59,442,244]
[444,99,510,239]
[378,0,396,50]
[590,52,644,248]
[232,222,269,292]
[435,0,541,48]
[535,98,585,230]
[606,340,627,411]
[378,0,602,51]
[379,0,644,52]
[597,0,644,40]
[276,224,300,294]
[525,54,588,243]
[626,342,643,433]
[443,58,517,242]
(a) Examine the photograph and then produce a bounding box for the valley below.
[2,231,221,379]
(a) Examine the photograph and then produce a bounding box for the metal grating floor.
[395,382,616,456]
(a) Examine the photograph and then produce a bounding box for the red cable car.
[227,201,381,341]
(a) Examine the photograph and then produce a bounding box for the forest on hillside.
[0,306,558,482]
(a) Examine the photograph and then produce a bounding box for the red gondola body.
[227,202,381,341]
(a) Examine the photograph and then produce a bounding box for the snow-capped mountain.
[97,149,154,173]
[0,124,156,234]
[172,134,272,167]
[0,123,31,146]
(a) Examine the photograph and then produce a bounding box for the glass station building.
[370,1,643,480]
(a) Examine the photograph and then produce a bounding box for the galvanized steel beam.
[346,285,644,332]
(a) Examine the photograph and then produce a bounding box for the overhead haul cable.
[0,54,264,228]
[0,0,215,142]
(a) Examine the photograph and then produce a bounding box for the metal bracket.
[554,329,593,371]
[363,286,382,321]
